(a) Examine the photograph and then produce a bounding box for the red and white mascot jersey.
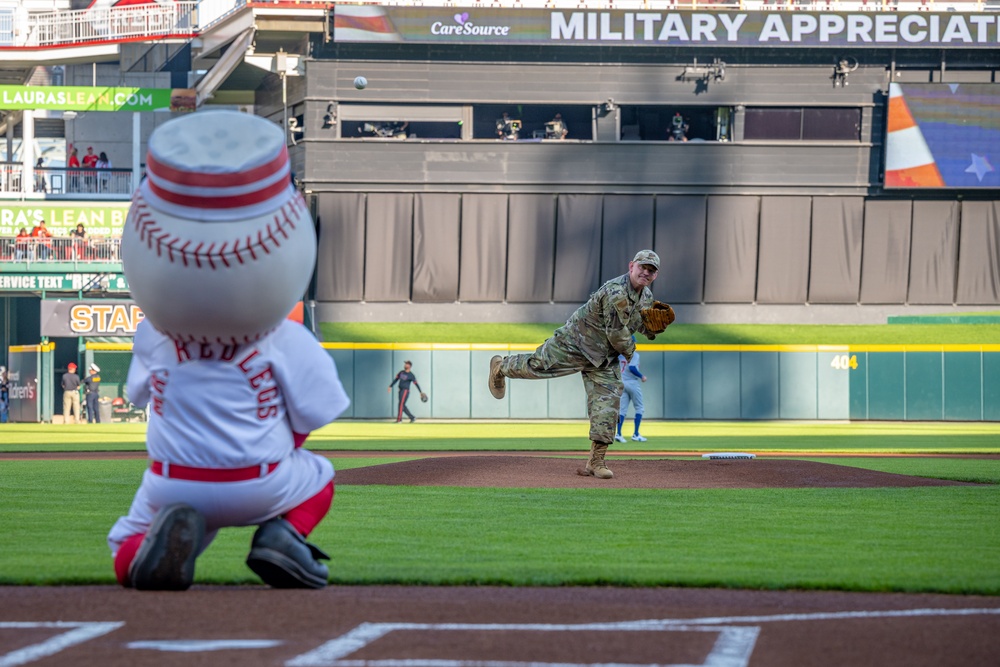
[107,319,350,556]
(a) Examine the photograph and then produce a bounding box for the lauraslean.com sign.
[333,7,1000,48]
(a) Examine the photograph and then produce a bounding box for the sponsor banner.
[5,349,39,423]
[0,85,196,112]
[0,202,130,237]
[332,7,1000,49]
[0,274,129,292]
[41,299,144,337]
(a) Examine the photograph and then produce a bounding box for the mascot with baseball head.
[108,110,350,590]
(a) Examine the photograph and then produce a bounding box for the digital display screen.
[885,83,999,189]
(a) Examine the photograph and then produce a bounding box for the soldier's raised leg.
[489,336,587,399]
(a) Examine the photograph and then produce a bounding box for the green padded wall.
[944,352,982,421]
[817,351,851,420]
[741,352,779,419]
[663,351,702,419]
[905,352,943,420]
[702,352,741,419]
[867,352,905,420]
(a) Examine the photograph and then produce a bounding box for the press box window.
[744,107,861,141]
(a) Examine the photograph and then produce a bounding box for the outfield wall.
[83,343,1000,422]
[325,344,1000,422]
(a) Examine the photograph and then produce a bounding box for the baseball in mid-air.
[354,76,367,90]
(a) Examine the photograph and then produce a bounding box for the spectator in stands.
[71,223,88,260]
[668,112,689,142]
[545,113,569,140]
[34,157,47,193]
[96,152,112,192]
[30,220,53,260]
[496,112,520,141]
[14,228,31,260]
[68,147,81,192]
[83,146,99,169]
[83,147,98,192]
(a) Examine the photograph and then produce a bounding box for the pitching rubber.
[702,452,757,460]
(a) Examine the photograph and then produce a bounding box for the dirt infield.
[3,585,999,666]
[334,456,981,489]
[2,454,997,666]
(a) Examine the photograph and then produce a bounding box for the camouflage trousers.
[499,335,622,445]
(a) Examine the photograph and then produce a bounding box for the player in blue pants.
[616,347,647,442]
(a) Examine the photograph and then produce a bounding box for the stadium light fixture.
[833,56,858,88]
[681,58,726,84]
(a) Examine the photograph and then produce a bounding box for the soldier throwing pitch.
[388,360,424,423]
[488,250,673,479]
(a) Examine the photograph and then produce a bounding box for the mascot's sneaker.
[631,434,647,442]
[488,355,506,399]
[247,518,330,589]
[130,504,205,591]
[614,433,626,443]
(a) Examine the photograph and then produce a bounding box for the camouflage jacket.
[558,273,655,367]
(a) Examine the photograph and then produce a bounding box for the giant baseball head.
[122,111,315,344]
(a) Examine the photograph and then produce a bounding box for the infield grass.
[1,427,998,593]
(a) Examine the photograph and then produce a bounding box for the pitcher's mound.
[336,456,980,489]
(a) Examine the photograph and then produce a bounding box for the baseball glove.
[420,392,428,403]
[640,301,675,334]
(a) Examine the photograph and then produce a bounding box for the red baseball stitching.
[153,322,279,347]
[128,194,306,269]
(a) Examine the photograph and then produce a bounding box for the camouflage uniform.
[499,272,655,444]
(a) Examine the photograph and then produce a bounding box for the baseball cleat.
[130,504,205,591]
[631,434,647,442]
[614,433,626,443]
[247,517,330,589]
[488,355,506,399]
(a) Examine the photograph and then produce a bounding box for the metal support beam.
[194,27,256,108]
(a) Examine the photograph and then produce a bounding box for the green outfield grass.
[0,423,998,593]
[2,421,999,454]
[320,322,1000,345]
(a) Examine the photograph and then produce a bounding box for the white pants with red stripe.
[107,448,333,556]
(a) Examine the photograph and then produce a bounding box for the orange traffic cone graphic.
[884,83,945,188]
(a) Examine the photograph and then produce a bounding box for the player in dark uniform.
[83,363,101,423]
[388,360,422,423]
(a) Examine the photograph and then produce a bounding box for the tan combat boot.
[488,355,506,399]
[582,442,614,479]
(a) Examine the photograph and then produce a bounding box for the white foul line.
[286,621,759,667]
[0,621,124,667]
[285,608,1000,667]
[625,607,1000,627]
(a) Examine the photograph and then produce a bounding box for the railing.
[6,1,197,49]
[0,236,122,264]
[0,164,135,197]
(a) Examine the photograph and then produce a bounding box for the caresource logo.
[430,12,511,37]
